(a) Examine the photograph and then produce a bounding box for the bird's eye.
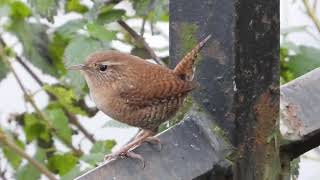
[98,64,108,72]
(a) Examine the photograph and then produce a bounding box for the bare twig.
[0,132,57,180]
[67,112,96,143]
[140,18,147,36]
[117,20,166,66]
[303,0,320,33]
[78,99,99,117]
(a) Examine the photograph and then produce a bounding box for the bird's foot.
[104,150,145,168]
[145,136,162,151]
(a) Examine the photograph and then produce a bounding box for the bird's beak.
[67,64,85,71]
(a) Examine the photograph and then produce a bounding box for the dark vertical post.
[170,0,280,180]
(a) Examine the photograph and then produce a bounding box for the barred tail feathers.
[173,35,211,81]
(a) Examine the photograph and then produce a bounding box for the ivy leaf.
[7,20,58,77]
[27,0,58,22]
[23,113,51,142]
[3,137,25,169]
[44,85,87,115]
[0,57,9,82]
[61,165,84,180]
[9,1,31,19]
[48,153,78,176]
[131,0,168,22]
[97,9,126,24]
[64,36,110,96]
[90,140,116,154]
[80,153,104,166]
[46,108,72,143]
[81,140,116,165]
[65,0,88,14]
[87,22,117,41]
[288,46,320,78]
[49,33,69,76]
[55,19,86,40]
[16,148,46,180]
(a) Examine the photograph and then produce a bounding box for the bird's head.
[67,50,134,89]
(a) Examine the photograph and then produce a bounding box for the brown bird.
[68,35,211,163]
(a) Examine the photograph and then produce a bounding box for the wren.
[68,35,211,164]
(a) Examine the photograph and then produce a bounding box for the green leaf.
[16,148,46,180]
[49,33,69,76]
[131,0,151,16]
[81,153,104,166]
[61,165,83,180]
[0,57,9,82]
[8,20,58,76]
[28,0,58,22]
[46,108,72,143]
[3,138,25,168]
[97,9,125,24]
[90,140,116,154]
[66,0,88,14]
[64,36,110,95]
[10,1,31,19]
[48,153,78,176]
[55,19,86,40]
[288,46,320,78]
[44,85,87,115]
[131,0,168,22]
[23,113,51,142]
[87,22,117,41]
[81,140,115,165]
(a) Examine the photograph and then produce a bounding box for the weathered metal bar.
[170,0,280,180]
[280,67,320,159]
[232,1,280,179]
[76,108,231,180]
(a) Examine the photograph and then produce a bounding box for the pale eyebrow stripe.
[100,61,124,66]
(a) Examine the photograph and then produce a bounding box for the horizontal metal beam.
[76,107,231,180]
[280,67,320,159]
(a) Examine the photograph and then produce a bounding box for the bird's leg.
[104,130,154,163]
[145,136,162,151]
[133,130,162,150]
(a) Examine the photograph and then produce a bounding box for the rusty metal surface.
[76,108,231,180]
[281,67,320,140]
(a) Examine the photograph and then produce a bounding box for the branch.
[0,36,97,144]
[0,132,57,180]
[303,0,320,33]
[117,20,166,66]
[67,112,96,143]
[0,37,43,86]
[4,58,83,156]
[78,99,99,117]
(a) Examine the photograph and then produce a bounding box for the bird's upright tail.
[174,35,211,81]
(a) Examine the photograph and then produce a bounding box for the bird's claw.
[104,151,145,168]
[145,136,162,151]
[125,151,145,168]
[104,152,121,161]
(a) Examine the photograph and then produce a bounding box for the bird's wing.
[119,68,197,107]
